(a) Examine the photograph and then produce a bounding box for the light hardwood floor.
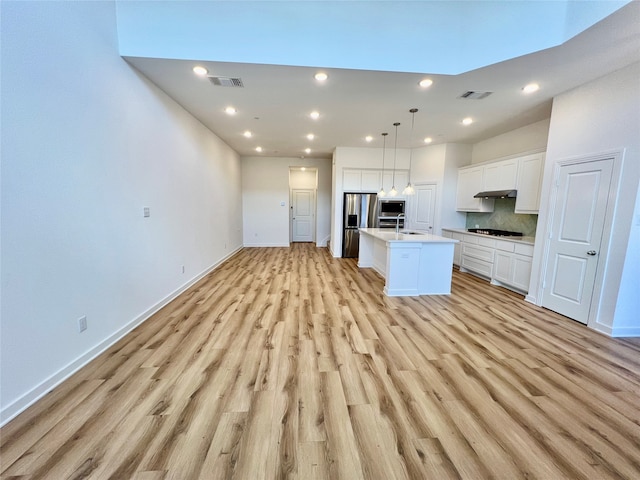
[2,243,640,479]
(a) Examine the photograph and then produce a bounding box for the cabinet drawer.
[461,255,493,278]
[452,232,464,241]
[514,243,534,257]
[495,240,515,252]
[463,234,479,244]
[462,243,494,263]
[477,236,496,248]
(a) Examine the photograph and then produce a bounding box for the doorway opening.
[289,167,318,244]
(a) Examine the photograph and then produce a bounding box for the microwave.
[378,200,405,217]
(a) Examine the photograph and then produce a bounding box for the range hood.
[473,189,517,199]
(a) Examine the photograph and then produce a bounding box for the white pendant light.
[403,108,418,196]
[378,132,388,197]
[389,122,400,197]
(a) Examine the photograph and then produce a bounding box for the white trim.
[316,234,330,247]
[538,149,625,331]
[0,246,243,426]
[243,243,290,248]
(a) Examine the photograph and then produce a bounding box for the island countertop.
[358,228,457,296]
[359,228,459,243]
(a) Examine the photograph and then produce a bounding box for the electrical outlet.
[78,316,87,333]
[143,207,150,218]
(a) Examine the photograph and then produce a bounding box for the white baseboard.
[0,246,243,426]
[243,242,290,247]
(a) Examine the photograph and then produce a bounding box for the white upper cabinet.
[456,166,495,212]
[343,168,407,194]
[361,170,382,192]
[483,158,518,191]
[456,153,545,213]
[515,153,545,213]
[343,169,362,191]
[383,170,409,196]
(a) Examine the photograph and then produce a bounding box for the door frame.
[538,149,624,331]
[290,188,317,244]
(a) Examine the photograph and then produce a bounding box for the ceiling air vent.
[208,76,244,88]
[459,91,493,100]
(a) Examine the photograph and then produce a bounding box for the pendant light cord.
[392,122,400,187]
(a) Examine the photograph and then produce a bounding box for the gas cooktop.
[467,228,523,237]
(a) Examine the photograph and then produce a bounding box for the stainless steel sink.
[400,230,421,235]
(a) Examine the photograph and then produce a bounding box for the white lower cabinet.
[491,241,534,292]
[443,229,535,294]
[460,236,495,278]
[440,230,463,266]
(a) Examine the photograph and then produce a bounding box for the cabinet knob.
[587,250,597,256]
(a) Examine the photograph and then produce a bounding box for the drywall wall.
[529,62,640,336]
[471,119,550,164]
[241,156,332,247]
[1,1,242,423]
[407,143,469,234]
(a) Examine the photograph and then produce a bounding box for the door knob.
[587,250,597,256]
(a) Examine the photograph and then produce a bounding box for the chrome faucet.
[396,213,405,234]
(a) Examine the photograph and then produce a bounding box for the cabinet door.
[361,170,382,192]
[493,251,513,284]
[382,170,408,196]
[484,159,518,191]
[515,153,545,213]
[343,170,362,191]
[456,167,494,211]
[511,254,533,291]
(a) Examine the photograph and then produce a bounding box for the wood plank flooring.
[2,243,640,479]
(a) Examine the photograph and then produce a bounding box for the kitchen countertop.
[360,228,458,243]
[442,228,535,245]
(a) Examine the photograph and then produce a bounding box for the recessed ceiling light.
[243,130,252,138]
[419,78,433,88]
[424,137,433,144]
[462,117,473,125]
[310,111,320,120]
[365,135,373,143]
[306,133,315,140]
[522,83,540,94]
[304,148,311,154]
[314,72,328,82]
[225,106,237,115]
[255,146,263,152]
[192,66,208,76]
[301,167,306,171]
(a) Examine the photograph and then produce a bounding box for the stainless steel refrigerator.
[342,193,378,258]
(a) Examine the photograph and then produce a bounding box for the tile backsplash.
[465,198,538,237]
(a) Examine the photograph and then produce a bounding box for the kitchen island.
[358,228,458,296]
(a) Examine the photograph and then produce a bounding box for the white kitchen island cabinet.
[358,228,458,296]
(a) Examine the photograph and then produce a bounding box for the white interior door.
[411,183,437,233]
[292,189,315,242]
[542,158,614,323]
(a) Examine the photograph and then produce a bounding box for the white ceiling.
[121,1,640,159]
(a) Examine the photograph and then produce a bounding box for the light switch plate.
[143,207,150,217]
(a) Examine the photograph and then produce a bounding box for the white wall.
[409,143,469,234]
[1,1,243,423]
[528,62,640,336]
[471,119,550,164]
[242,156,332,247]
